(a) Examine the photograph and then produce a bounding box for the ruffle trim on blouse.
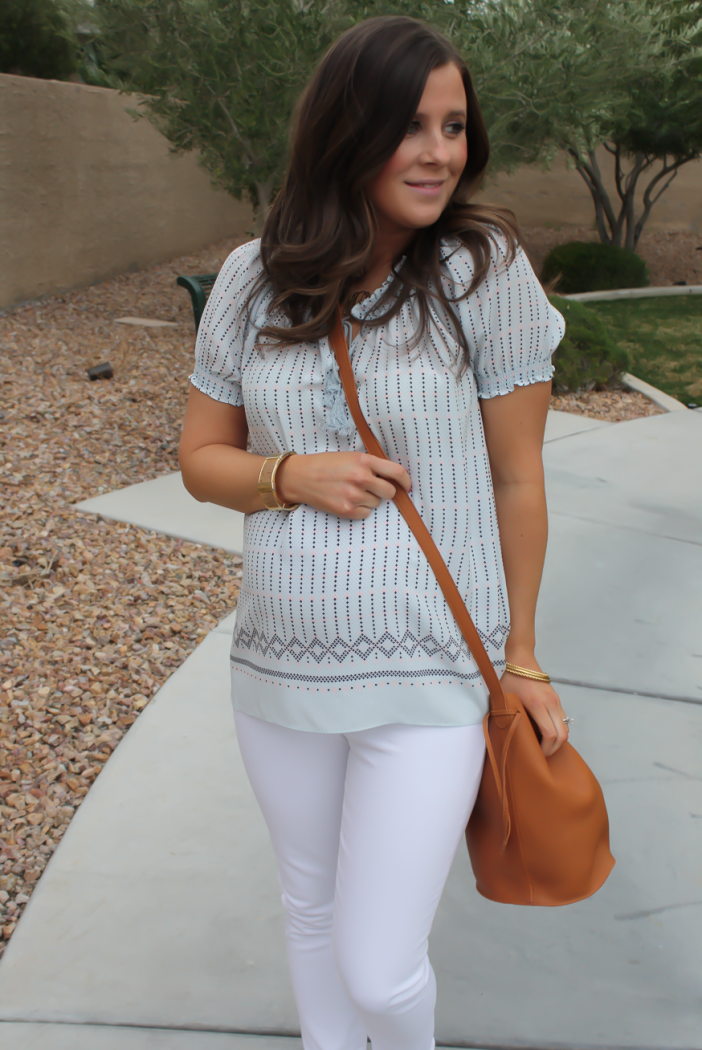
[320,320,356,437]
[317,250,458,436]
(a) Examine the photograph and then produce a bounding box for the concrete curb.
[620,373,689,413]
[564,284,702,302]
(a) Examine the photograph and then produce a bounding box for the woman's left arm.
[480,381,570,756]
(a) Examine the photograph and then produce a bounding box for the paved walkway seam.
[435,1043,702,1050]
[0,1021,302,1037]
[550,677,702,706]
[549,508,702,548]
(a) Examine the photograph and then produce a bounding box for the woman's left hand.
[500,670,570,757]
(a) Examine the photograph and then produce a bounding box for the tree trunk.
[630,160,682,251]
[568,147,619,244]
[571,143,692,252]
[252,178,275,236]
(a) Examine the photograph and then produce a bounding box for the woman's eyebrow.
[413,109,468,120]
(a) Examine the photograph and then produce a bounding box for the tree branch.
[209,89,258,169]
[613,147,647,250]
[632,158,684,248]
[487,28,552,69]
[581,148,620,240]
[568,148,613,243]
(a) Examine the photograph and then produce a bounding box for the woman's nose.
[420,130,451,165]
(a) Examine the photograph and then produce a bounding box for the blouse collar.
[349,238,460,321]
[258,238,461,333]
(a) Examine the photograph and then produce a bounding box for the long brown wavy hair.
[254,15,520,358]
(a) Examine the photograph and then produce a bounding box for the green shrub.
[0,0,77,81]
[549,295,631,392]
[542,241,649,295]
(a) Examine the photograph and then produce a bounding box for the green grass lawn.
[586,295,702,406]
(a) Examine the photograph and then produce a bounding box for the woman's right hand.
[276,452,411,520]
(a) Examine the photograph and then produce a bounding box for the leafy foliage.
[0,0,77,80]
[453,0,702,250]
[88,0,346,226]
[449,0,644,176]
[85,0,702,243]
[549,294,631,392]
[542,242,650,295]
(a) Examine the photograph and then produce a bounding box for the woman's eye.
[405,119,465,137]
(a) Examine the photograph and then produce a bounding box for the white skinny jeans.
[233,709,486,1050]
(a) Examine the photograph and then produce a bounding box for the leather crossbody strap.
[329,307,507,711]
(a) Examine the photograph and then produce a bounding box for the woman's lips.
[405,181,445,195]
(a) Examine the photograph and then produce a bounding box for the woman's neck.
[349,226,415,297]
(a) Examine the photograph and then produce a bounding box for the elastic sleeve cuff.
[476,362,555,399]
[190,367,244,407]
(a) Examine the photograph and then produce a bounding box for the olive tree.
[453,0,702,250]
[90,0,702,248]
[90,0,344,228]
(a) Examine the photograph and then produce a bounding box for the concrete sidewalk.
[75,472,245,554]
[0,1027,301,1049]
[73,411,610,555]
[1,410,700,1049]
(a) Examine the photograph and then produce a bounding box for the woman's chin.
[389,206,446,232]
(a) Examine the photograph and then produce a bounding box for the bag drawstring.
[483,710,521,852]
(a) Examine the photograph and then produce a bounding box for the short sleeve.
[446,236,565,399]
[190,239,265,407]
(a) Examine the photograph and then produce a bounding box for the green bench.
[176,273,219,331]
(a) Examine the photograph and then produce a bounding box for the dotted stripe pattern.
[230,656,485,685]
[191,235,565,732]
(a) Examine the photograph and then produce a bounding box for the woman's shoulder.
[196,239,271,350]
[206,238,277,333]
[216,237,265,289]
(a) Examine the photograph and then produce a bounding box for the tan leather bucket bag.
[330,308,615,906]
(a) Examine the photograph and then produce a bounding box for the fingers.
[364,454,412,492]
[546,700,570,755]
[336,454,410,516]
[537,689,569,757]
[501,674,569,757]
[364,474,399,502]
[351,493,384,517]
[531,707,561,758]
[291,452,411,519]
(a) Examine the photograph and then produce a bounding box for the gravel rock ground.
[0,236,246,955]
[0,230,674,956]
[550,387,664,421]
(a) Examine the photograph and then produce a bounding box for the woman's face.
[366,63,468,242]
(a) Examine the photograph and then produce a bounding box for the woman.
[179,16,567,1050]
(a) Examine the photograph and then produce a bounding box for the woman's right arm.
[179,385,411,518]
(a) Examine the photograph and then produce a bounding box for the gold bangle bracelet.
[257,451,300,511]
[504,661,551,683]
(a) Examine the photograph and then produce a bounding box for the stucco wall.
[476,146,702,234]
[1,72,699,311]
[0,74,254,310]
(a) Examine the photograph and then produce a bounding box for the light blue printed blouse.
[191,235,565,732]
